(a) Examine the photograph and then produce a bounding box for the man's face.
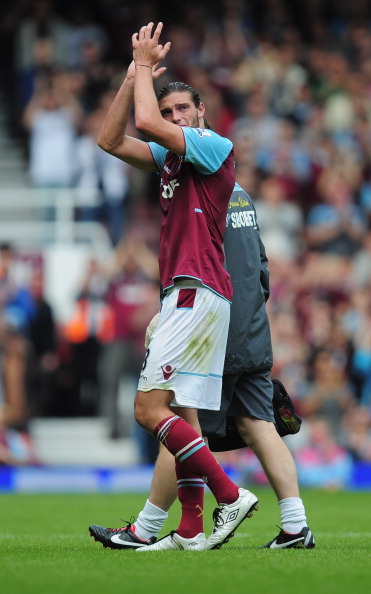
[158,91,204,128]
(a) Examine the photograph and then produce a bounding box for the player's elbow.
[135,114,154,137]
[96,133,114,154]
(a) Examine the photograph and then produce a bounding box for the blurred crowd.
[1,0,371,484]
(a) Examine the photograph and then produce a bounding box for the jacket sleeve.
[259,233,270,303]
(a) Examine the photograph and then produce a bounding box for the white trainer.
[136,531,207,551]
[206,487,259,550]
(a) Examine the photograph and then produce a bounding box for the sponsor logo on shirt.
[228,195,250,208]
[230,209,257,229]
[161,178,179,199]
[193,128,211,137]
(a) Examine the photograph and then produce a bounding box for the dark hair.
[157,82,211,129]
[157,82,201,106]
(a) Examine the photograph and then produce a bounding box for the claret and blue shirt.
[148,126,235,302]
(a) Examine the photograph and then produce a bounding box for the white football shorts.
[137,281,230,410]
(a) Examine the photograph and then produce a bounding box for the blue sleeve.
[183,127,233,174]
[148,142,167,172]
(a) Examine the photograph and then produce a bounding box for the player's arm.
[132,22,185,156]
[97,60,166,171]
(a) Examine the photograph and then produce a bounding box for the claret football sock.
[155,416,239,504]
[176,462,205,538]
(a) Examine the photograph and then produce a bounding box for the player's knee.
[134,396,159,433]
[236,416,274,443]
[134,398,148,428]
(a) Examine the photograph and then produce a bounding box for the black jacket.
[223,183,273,375]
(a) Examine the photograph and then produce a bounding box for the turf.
[1,488,371,594]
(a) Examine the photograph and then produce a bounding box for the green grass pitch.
[1,488,371,594]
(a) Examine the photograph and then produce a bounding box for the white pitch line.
[316,532,371,538]
[232,531,371,538]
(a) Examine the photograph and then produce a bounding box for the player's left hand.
[132,22,171,69]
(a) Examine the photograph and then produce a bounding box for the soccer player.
[95,21,259,551]
[89,182,315,551]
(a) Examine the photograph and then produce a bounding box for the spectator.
[299,347,356,437]
[78,37,115,114]
[63,257,112,417]
[15,0,70,106]
[306,166,366,256]
[230,89,281,158]
[268,301,309,401]
[0,242,35,336]
[269,41,308,121]
[97,233,160,451]
[254,174,304,261]
[26,268,58,417]
[341,406,371,462]
[295,416,353,489]
[351,319,371,407]
[0,243,54,428]
[22,73,82,205]
[257,117,312,200]
[75,108,131,245]
[0,319,29,430]
[0,407,37,465]
[350,230,371,288]
[64,4,109,71]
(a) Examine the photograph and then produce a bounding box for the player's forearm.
[134,65,163,137]
[97,75,135,154]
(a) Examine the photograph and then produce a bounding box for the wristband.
[136,64,152,69]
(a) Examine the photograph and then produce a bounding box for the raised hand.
[126,59,167,81]
[132,22,171,69]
